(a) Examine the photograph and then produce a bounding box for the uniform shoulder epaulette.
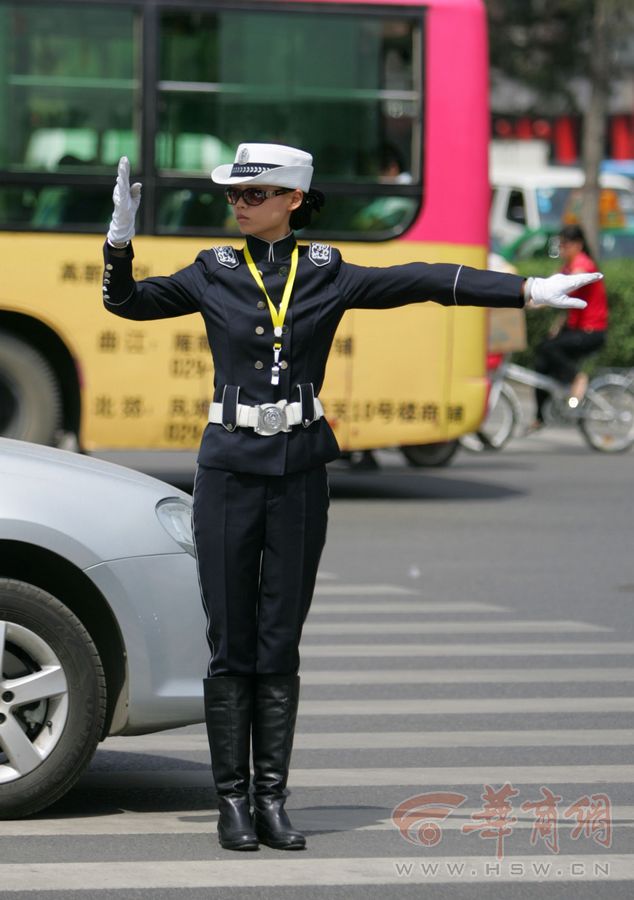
[210,245,240,269]
[308,242,333,267]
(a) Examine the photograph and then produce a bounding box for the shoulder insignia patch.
[308,242,332,267]
[212,245,239,268]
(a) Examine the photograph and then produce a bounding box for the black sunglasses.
[224,187,292,207]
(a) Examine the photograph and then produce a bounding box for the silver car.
[0,438,208,818]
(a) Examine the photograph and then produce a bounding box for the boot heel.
[254,798,306,850]
[217,797,259,851]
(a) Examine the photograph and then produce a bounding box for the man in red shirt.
[533,224,608,426]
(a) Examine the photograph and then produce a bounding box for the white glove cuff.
[107,237,130,249]
[524,277,534,304]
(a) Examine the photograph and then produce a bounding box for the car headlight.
[155,498,195,556]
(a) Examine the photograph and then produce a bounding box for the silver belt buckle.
[255,403,288,436]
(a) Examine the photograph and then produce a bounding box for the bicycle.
[461,355,634,453]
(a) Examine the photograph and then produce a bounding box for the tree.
[487,0,594,114]
[487,0,634,259]
[580,0,624,258]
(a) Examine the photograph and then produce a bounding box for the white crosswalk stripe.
[309,600,509,614]
[76,763,634,789]
[5,579,631,893]
[101,727,634,753]
[300,666,634,684]
[303,619,609,634]
[7,805,634,837]
[313,583,420,595]
[300,640,634,656]
[0,856,631,890]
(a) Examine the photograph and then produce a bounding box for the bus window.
[0,184,114,230]
[0,3,139,180]
[156,7,421,237]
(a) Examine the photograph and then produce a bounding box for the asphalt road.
[3,428,634,899]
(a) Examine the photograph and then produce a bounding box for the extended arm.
[335,261,600,312]
[336,261,525,310]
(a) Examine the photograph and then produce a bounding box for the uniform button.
[105,264,113,271]
[254,360,264,370]
[255,326,264,335]
[280,360,288,370]
[257,300,266,309]
[281,325,289,334]
[278,266,289,276]
[104,277,111,284]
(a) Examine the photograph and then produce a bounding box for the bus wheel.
[400,440,459,467]
[0,334,63,445]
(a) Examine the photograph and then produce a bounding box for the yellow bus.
[0,0,493,464]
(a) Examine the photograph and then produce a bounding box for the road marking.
[100,727,634,754]
[6,806,634,837]
[300,641,634,657]
[309,601,509,614]
[78,764,634,789]
[0,856,634,892]
[313,584,419,596]
[0,855,630,890]
[303,620,609,634]
[300,667,634,684]
[296,697,634,716]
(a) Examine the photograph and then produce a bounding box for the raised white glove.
[107,156,142,246]
[524,272,602,309]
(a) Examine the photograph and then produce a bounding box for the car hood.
[0,438,193,565]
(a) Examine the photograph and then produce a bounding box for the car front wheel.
[0,579,106,818]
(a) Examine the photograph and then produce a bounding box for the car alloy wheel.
[0,579,106,818]
[0,621,69,784]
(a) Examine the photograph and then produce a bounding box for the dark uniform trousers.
[193,463,329,676]
[102,232,524,677]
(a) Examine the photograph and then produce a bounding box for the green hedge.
[514,259,634,372]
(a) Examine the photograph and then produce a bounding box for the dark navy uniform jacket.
[103,233,524,475]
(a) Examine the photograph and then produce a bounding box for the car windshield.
[601,231,634,259]
[537,186,634,229]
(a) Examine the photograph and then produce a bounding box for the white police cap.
[211,142,313,192]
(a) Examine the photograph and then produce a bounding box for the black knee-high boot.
[252,674,306,850]
[203,676,259,851]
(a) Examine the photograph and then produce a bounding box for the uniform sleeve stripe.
[452,265,463,305]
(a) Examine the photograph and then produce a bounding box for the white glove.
[107,156,142,246]
[524,272,602,309]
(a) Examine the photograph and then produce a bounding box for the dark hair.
[380,143,405,175]
[559,224,591,255]
[290,189,325,230]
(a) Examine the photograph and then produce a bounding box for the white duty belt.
[209,384,323,437]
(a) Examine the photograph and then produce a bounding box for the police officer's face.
[231,184,303,241]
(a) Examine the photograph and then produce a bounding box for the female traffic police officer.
[102,143,599,853]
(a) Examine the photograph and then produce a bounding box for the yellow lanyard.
[243,242,299,385]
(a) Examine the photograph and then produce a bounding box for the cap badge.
[238,147,250,164]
